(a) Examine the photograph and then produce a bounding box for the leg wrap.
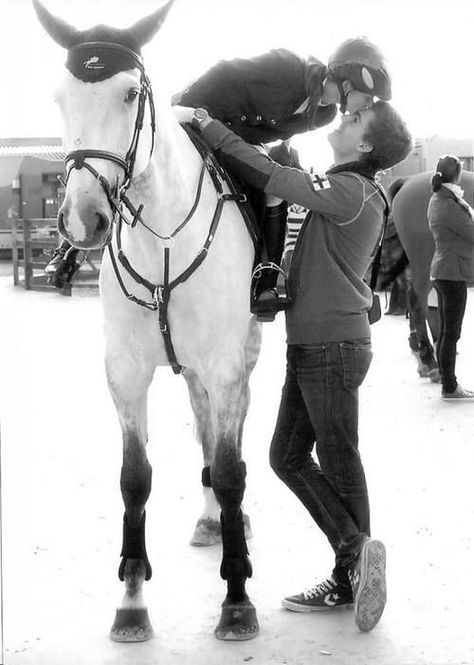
[201,465,212,488]
[213,461,252,581]
[220,510,253,580]
[118,511,152,581]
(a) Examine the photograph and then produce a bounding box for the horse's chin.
[63,226,113,250]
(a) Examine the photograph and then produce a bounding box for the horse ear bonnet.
[66,27,143,83]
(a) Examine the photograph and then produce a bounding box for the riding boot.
[45,239,81,289]
[251,202,291,322]
[45,238,73,275]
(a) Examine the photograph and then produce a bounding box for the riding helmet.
[327,37,392,101]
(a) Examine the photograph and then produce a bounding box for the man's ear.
[358,141,373,154]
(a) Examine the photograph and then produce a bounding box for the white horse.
[33,0,262,642]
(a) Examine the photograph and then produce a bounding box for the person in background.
[428,155,474,400]
[175,98,412,632]
[46,38,392,318]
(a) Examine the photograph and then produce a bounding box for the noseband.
[60,42,156,228]
[59,42,249,375]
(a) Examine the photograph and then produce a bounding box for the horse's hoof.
[190,514,252,547]
[417,363,430,378]
[215,600,259,641]
[428,368,441,383]
[110,608,154,642]
[190,517,221,547]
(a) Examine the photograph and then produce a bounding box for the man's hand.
[172,106,195,124]
[172,106,214,131]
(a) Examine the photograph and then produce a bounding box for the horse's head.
[33,0,175,249]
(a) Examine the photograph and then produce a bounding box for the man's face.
[342,80,374,113]
[328,108,375,157]
[345,89,374,113]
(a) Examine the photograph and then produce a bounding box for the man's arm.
[196,117,366,224]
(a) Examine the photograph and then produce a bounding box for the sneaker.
[348,537,386,632]
[282,575,353,612]
[442,386,474,401]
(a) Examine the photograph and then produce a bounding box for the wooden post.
[11,217,19,286]
[23,219,32,290]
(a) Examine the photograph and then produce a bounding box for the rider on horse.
[46,38,391,318]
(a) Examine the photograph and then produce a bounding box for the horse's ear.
[32,0,82,49]
[129,0,176,48]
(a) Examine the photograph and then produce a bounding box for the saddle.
[182,124,261,249]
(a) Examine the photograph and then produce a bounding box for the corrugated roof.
[0,138,64,161]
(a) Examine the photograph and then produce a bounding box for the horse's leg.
[107,350,155,642]
[406,274,440,381]
[185,318,261,547]
[184,369,222,546]
[203,355,259,641]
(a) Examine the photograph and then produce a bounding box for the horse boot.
[251,202,291,322]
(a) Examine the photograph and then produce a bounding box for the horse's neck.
[118,116,210,282]
[131,119,203,237]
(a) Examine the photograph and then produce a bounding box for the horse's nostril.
[96,212,109,235]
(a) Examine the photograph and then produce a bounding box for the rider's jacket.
[174,49,337,144]
[201,119,386,344]
[428,185,474,282]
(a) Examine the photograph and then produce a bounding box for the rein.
[59,42,156,229]
[108,134,246,374]
[61,41,247,374]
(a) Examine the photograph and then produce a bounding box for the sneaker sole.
[442,397,474,401]
[354,539,386,632]
[282,598,353,613]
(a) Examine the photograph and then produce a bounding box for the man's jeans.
[269,339,372,585]
[434,279,467,394]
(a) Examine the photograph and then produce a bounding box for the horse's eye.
[125,89,139,103]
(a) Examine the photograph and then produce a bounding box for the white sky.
[2,0,474,170]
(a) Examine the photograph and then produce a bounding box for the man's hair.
[361,101,413,171]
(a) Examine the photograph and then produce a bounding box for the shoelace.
[303,576,337,600]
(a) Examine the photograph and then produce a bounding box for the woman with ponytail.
[428,155,474,399]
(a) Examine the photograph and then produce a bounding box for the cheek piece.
[327,74,348,115]
[60,41,156,229]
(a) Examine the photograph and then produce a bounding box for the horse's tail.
[387,177,407,204]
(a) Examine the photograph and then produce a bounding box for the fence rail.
[11,218,101,294]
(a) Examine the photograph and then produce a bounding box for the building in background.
[0,138,63,251]
[382,135,474,185]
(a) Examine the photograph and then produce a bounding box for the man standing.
[175,100,412,632]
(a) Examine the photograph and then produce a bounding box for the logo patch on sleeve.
[311,174,331,190]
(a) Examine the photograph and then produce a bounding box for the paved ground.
[1,267,474,665]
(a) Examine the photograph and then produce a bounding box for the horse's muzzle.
[58,201,113,249]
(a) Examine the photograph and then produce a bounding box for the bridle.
[59,41,249,375]
[59,41,156,229]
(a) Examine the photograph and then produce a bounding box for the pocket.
[296,344,328,374]
[340,340,372,390]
